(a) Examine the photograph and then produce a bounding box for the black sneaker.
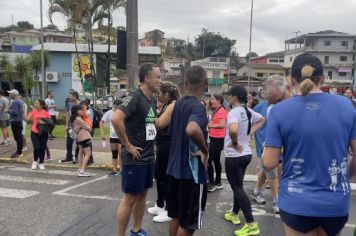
[215,182,223,190]
[207,183,216,192]
[108,171,118,176]
[10,153,23,158]
[59,158,73,163]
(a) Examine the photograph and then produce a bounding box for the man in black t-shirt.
[112,63,161,236]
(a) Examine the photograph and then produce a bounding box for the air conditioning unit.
[46,72,59,82]
[33,74,43,82]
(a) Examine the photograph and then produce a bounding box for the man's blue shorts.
[121,163,154,195]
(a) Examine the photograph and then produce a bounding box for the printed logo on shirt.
[145,107,156,123]
[305,102,321,111]
[121,96,132,107]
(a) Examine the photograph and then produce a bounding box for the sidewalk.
[0,138,113,170]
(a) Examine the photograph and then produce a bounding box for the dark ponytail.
[230,85,252,135]
[70,105,82,123]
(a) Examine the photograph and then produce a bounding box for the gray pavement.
[0,164,355,236]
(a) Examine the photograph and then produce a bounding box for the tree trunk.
[105,12,112,94]
[73,26,86,98]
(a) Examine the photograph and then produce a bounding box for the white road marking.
[0,188,39,199]
[0,175,71,185]
[53,175,119,200]
[0,166,96,176]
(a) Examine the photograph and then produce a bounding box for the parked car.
[94,95,116,111]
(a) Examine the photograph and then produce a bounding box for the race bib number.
[146,123,156,141]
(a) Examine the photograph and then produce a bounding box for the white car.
[95,95,116,111]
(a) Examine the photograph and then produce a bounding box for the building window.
[289,57,293,62]
[212,70,220,78]
[338,72,347,77]
[327,71,332,80]
[340,56,347,62]
[256,73,264,77]
[279,59,284,63]
[341,41,348,47]
[324,56,329,64]
[269,59,278,63]
[324,41,331,46]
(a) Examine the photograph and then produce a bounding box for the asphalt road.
[0,164,355,236]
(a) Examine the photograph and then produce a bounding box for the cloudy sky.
[1,0,356,56]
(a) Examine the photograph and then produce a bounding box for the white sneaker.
[153,211,171,223]
[39,164,45,170]
[31,162,38,170]
[22,147,28,152]
[77,171,91,177]
[148,204,165,215]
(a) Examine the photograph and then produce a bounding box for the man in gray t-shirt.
[0,90,10,146]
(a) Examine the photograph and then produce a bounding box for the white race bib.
[146,123,156,141]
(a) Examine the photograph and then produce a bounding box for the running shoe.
[130,228,148,236]
[1,140,10,146]
[59,158,73,163]
[148,204,165,215]
[234,223,260,236]
[10,153,23,158]
[252,191,266,204]
[108,171,118,176]
[45,156,52,161]
[39,164,45,170]
[207,183,216,192]
[22,147,28,152]
[224,211,241,225]
[153,211,171,223]
[31,161,38,170]
[77,171,91,177]
[273,202,280,214]
[215,182,223,190]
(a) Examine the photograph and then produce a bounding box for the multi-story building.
[237,64,286,79]
[191,57,230,93]
[251,51,285,65]
[161,58,186,77]
[139,29,167,57]
[284,30,356,86]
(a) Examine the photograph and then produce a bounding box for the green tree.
[195,28,236,58]
[15,55,32,97]
[0,54,10,70]
[246,52,258,60]
[29,51,50,77]
[17,21,34,31]
[3,64,15,89]
[44,24,59,31]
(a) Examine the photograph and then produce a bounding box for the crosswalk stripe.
[0,175,71,185]
[0,166,97,176]
[0,188,39,199]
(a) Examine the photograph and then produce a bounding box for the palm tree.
[49,0,86,96]
[29,51,50,98]
[3,64,15,89]
[15,55,29,96]
[0,54,10,70]
[102,0,126,93]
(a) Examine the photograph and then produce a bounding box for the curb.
[0,157,113,171]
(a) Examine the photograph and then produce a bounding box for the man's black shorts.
[166,175,207,231]
[110,138,121,144]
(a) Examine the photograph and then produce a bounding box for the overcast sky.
[1,0,356,56]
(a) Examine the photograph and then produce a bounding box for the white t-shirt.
[45,98,56,116]
[101,110,118,138]
[224,106,262,157]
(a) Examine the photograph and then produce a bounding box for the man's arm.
[186,121,208,168]
[112,109,142,158]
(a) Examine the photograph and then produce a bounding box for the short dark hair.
[0,90,5,96]
[186,66,206,86]
[81,98,91,106]
[48,90,53,96]
[139,63,158,83]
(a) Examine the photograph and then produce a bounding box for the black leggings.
[208,137,224,184]
[31,131,48,164]
[225,155,254,223]
[155,142,171,208]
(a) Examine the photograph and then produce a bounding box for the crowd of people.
[1,53,356,236]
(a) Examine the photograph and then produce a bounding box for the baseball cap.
[291,53,323,81]
[7,89,19,95]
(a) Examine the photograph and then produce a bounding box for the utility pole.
[126,0,139,91]
[293,31,300,50]
[40,0,46,98]
[202,37,206,59]
[247,0,254,91]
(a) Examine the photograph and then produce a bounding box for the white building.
[191,57,230,93]
[284,30,356,85]
[161,58,186,77]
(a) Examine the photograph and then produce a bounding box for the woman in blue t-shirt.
[262,53,356,236]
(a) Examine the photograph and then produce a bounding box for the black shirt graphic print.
[119,89,157,165]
